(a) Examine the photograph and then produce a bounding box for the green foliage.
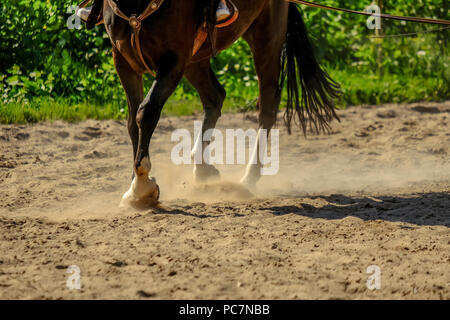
[0,0,449,122]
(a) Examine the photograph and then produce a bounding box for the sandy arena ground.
[0,101,449,299]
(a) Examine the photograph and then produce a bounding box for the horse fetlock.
[135,156,152,176]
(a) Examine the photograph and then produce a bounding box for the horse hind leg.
[185,59,226,183]
[240,3,288,186]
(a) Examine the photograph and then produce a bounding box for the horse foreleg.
[185,59,226,183]
[120,53,185,209]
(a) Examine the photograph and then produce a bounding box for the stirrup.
[76,6,91,22]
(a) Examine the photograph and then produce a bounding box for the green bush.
[0,0,449,121]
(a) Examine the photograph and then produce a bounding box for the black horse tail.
[280,3,341,135]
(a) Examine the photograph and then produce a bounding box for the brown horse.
[84,0,340,208]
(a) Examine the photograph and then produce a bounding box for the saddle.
[77,0,239,75]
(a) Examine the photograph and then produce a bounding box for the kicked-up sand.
[0,101,449,299]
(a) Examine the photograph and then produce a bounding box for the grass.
[0,97,125,124]
[1,69,448,124]
[332,70,449,106]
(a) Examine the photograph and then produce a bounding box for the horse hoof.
[194,164,221,183]
[240,176,257,188]
[120,176,160,210]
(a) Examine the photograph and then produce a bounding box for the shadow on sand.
[260,192,449,227]
[151,192,449,227]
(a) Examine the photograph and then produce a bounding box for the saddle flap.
[192,0,239,56]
